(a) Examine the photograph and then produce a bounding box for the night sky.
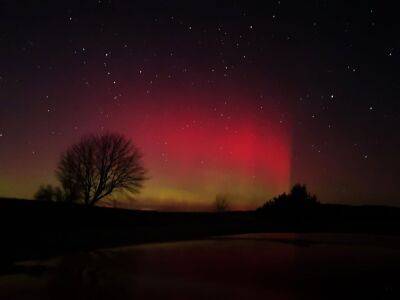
[1,1,399,210]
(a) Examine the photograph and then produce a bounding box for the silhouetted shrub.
[258,184,319,211]
[34,185,64,202]
[214,194,229,212]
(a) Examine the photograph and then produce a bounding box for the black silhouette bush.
[258,184,319,211]
[214,194,229,212]
[34,184,64,202]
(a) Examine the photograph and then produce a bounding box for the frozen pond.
[1,233,400,299]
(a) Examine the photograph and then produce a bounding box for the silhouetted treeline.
[255,184,400,234]
[257,184,319,211]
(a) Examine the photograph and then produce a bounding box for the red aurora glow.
[115,90,292,210]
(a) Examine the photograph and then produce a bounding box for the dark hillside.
[1,198,400,266]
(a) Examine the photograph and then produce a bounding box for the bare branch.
[56,132,147,206]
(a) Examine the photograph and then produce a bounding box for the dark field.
[2,198,400,262]
[1,233,400,300]
[1,198,400,299]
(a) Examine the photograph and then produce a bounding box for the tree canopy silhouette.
[258,184,319,211]
[56,133,147,206]
[34,184,63,202]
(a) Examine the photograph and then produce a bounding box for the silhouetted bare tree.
[56,133,147,206]
[214,194,229,212]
